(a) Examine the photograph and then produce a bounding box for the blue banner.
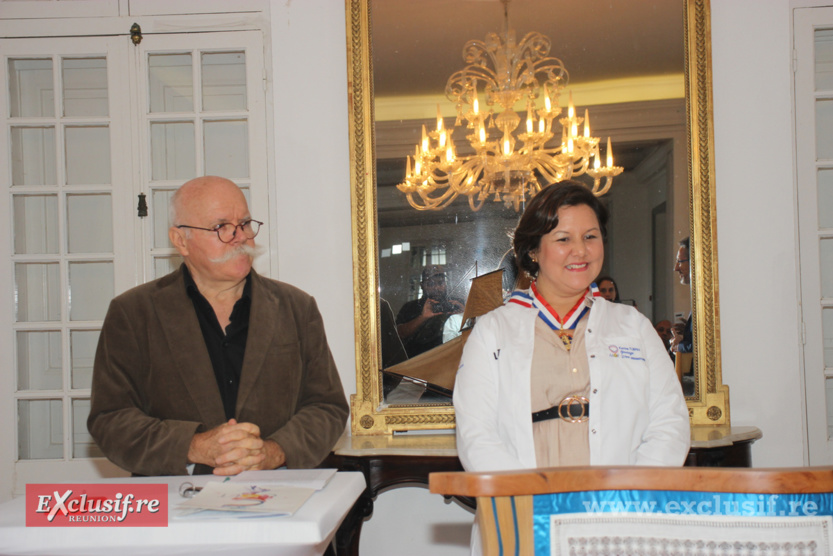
[532,490,833,556]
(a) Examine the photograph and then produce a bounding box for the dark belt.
[532,396,590,423]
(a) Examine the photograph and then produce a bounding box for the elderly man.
[88,176,348,476]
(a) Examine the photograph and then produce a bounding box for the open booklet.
[174,468,337,520]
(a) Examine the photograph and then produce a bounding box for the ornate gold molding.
[346,0,728,434]
[685,0,729,425]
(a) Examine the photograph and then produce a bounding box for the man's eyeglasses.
[176,219,263,243]
[675,258,689,264]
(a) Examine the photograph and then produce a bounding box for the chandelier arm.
[468,194,487,212]
[530,152,572,183]
[594,177,613,197]
[417,179,460,207]
[405,193,443,211]
[461,37,493,66]
[516,31,553,60]
[446,67,499,104]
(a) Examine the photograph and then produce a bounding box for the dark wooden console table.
[323,425,762,556]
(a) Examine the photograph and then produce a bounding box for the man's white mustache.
[209,243,265,264]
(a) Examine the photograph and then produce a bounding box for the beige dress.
[531,303,592,468]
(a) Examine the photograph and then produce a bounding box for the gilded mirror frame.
[346,0,728,435]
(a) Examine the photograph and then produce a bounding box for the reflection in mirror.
[372,0,692,405]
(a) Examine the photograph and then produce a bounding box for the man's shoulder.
[111,268,183,305]
[250,271,316,305]
[400,297,423,308]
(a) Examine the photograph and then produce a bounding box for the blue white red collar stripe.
[507,290,534,308]
[507,282,600,331]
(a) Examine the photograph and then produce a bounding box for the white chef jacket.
[454,293,690,472]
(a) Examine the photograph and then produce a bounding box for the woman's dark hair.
[512,180,609,278]
[596,275,620,302]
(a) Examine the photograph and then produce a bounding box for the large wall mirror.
[346,0,728,435]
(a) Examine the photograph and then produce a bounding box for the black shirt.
[182,264,252,420]
[395,296,462,358]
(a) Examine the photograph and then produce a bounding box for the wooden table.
[0,471,366,556]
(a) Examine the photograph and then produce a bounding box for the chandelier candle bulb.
[584,109,590,138]
[606,137,613,167]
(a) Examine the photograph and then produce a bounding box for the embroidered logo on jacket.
[608,344,645,361]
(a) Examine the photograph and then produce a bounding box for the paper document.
[176,482,315,518]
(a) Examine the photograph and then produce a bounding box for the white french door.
[134,31,269,280]
[0,28,269,496]
[795,6,833,464]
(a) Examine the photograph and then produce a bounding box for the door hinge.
[137,193,148,218]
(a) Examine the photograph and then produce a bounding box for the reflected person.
[88,176,348,476]
[596,275,620,302]
[671,237,693,354]
[654,319,674,358]
[671,236,694,395]
[395,265,464,357]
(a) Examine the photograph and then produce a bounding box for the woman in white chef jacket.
[453,181,690,553]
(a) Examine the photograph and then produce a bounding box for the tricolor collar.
[508,282,600,331]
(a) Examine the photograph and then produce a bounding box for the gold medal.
[556,329,573,351]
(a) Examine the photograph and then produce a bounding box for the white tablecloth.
[0,471,365,556]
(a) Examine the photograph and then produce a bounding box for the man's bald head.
[170,176,244,227]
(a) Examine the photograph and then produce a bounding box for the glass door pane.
[138,31,268,280]
[1,36,130,473]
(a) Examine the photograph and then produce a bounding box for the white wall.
[268,4,472,554]
[269,0,356,400]
[273,0,811,554]
[711,0,807,466]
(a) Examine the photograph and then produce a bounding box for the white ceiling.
[371,0,686,98]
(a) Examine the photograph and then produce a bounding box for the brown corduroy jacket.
[87,266,348,476]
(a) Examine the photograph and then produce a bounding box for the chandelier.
[396,1,623,212]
